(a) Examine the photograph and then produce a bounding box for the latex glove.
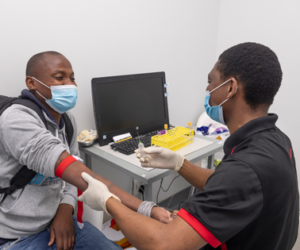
[135,147,184,172]
[78,172,121,215]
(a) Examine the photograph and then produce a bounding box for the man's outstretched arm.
[55,150,143,210]
[55,151,172,223]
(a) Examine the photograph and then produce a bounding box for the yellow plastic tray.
[151,126,194,151]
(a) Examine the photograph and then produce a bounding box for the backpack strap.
[0,96,48,129]
[0,166,37,202]
[62,113,74,145]
[0,97,74,203]
[0,97,49,203]
[13,98,48,129]
[0,97,18,115]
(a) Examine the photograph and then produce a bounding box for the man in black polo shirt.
[76,42,299,250]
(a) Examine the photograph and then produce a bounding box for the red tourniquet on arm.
[177,208,222,248]
[55,155,77,178]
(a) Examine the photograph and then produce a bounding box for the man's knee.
[72,217,122,249]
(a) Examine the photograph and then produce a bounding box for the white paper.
[113,133,132,142]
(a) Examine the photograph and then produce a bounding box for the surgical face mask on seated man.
[204,78,237,125]
[31,76,78,114]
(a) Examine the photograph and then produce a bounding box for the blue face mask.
[204,78,237,125]
[32,77,78,114]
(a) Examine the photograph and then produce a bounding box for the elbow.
[149,234,170,250]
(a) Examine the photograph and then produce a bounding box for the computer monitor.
[92,72,169,146]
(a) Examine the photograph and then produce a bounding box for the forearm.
[57,203,73,215]
[107,198,206,250]
[107,198,169,250]
[179,159,214,190]
[56,151,142,211]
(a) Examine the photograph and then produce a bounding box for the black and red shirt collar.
[224,114,278,156]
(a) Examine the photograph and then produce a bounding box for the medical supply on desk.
[164,124,168,134]
[197,123,229,168]
[151,126,194,152]
[77,129,98,147]
[138,142,146,159]
[188,121,193,141]
[113,133,132,143]
[197,123,228,136]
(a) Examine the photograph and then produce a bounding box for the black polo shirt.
[178,114,299,250]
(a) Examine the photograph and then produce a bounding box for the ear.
[226,77,238,98]
[26,76,37,90]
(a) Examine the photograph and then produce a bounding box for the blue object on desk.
[197,126,209,135]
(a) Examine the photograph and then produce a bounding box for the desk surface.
[79,135,223,185]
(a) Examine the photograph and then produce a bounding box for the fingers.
[71,235,75,249]
[141,162,152,168]
[135,147,163,155]
[48,227,55,246]
[139,157,149,163]
[81,172,93,183]
[143,147,164,154]
[63,233,70,250]
[171,210,179,219]
[136,154,150,164]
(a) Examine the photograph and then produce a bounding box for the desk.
[79,135,223,201]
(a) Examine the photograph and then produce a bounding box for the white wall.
[216,0,300,190]
[0,1,220,203]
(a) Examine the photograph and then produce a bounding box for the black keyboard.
[110,131,158,155]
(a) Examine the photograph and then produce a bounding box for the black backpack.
[0,95,74,202]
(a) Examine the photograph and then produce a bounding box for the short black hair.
[217,42,282,110]
[26,51,63,77]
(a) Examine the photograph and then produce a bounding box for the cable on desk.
[156,178,163,204]
[156,174,181,205]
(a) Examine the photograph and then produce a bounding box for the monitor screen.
[92,72,169,146]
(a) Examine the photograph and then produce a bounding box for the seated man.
[0,51,171,250]
[78,43,299,250]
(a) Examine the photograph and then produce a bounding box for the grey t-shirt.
[0,104,79,239]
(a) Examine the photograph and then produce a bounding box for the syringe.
[136,126,146,159]
[138,141,146,159]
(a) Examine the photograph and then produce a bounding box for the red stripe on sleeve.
[55,156,77,178]
[221,242,227,250]
[177,209,222,248]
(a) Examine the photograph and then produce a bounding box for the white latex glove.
[78,172,121,215]
[135,147,185,172]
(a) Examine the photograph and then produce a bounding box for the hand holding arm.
[77,172,121,214]
[78,172,173,223]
